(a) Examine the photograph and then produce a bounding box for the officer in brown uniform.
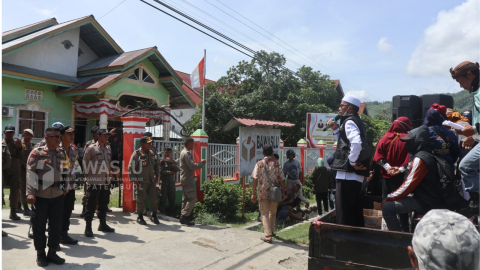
[27,127,66,266]
[79,126,99,218]
[159,147,179,216]
[59,126,79,245]
[3,125,23,220]
[82,128,115,237]
[19,128,35,216]
[128,136,160,225]
[179,138,205,226]
[2,139,11,237]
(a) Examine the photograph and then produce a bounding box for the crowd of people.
[2,124,205,266]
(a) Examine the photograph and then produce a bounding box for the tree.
[362,114,390,153]
[185,51,337,145]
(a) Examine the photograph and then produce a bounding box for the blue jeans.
[382,196,425,232]
[459,143,480,194]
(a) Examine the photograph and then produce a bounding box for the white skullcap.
[342,95,361,107]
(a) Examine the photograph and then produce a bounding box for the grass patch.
[194,211,260,228]
[276,222,311,245]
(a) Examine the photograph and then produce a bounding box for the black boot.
[80,205,86,218]
[98,218,115,232]
[28,224,34,239]
[36,250,48,267]
[150,213,160,225]
[84,221,94,237]
[137,214,146,225]
[180,215,195,226]
[60,231,78,245]
[23,204,31,216]
[46,249,65,265]
[9,208,21,220]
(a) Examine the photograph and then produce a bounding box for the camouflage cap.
[412,209,480,270]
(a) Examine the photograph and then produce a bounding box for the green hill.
[366,91,473,119]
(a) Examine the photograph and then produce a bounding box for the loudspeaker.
[420,94,454,119]
[392,95,423,128]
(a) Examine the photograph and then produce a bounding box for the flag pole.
[202,49,206,131]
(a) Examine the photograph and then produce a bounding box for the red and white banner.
[74,100,170,122]
[190,57,205,89]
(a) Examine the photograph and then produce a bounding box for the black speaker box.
[420,94,454,119]
[392,95,423,128]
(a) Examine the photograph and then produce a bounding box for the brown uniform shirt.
[3,139,23,174]
[179,148,203,191]
[83,142,111,185]
[26,145,65,198]
[128,147,159,182]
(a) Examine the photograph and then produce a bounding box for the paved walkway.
[2,205,307,269]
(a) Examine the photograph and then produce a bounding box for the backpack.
[424,151,465,209]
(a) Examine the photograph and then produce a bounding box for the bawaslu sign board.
[239,126,281,177]
[306,113,337,148]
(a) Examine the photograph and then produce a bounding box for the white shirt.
[333,120,364,183]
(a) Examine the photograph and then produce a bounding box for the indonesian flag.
[190,57,206,89]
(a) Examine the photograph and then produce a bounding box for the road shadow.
[2,233,31,250]
[47,262,100,270]
[59,244,114,260]
[92,231,144,244]
[2,222,17,228]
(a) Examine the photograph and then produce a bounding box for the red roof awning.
[223,117,294,131]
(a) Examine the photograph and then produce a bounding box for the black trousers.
[84,184,110,222]
[159,178,176,213]
[31,195,65,251]
[62,189,76,232]
[336,179,364,227]
[316,192,329,214]
[382,175,409,231]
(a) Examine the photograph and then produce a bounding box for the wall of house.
[2,77,73,141]
[3,28,80,77]
[77,38,98,68]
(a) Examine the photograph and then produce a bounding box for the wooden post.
[242,176,246,219]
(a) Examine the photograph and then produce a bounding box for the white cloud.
[407,0,480,77]
[33,7,57,18]
[377,37,392,52]
[345,90,370,102]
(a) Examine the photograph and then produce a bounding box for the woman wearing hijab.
[423,109,459,172]
[373,117,413,200]
[311,158,333,215]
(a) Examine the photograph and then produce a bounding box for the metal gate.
[208,143,238,179]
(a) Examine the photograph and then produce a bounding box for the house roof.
[2,15,123,57]
[62,74,122,93]
[181,84,202,106]
[224,117,295,131]
[2,18,58,43]
[2,63,78,86]
[78,47,154,72]
[175,70,216,89]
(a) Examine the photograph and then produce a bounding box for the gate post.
[297,139,308,182]
[121,116,148,212]
[317,140,326,159]
[279,139,284,165]
[191,129,209,202]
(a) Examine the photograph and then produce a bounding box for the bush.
[243,187,259,213]
[203,178,241,221]
[302,175,314,200]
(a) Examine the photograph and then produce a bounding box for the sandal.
[261,237,272,243]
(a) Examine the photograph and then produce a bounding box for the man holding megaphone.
[327,95,371,227]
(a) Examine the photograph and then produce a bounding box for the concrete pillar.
[317,140,326,159]
[99,98,110,129]
[297,139,308,182]
[121,116,148,212]
[191,129,208,202]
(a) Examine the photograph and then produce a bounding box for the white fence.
[208,143,238,179]
[152,140,184,183]
[305,148,320,173]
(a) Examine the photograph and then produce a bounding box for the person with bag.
[310,158,332,215]
[382,126,446,232]
[250,144,286,243]
[327,95,371,227]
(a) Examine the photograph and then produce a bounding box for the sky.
[2,0,479,104]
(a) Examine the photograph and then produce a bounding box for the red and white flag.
[190,57,206,89]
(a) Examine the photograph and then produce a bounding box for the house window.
[127,67,155,85]
[19,109,46,138]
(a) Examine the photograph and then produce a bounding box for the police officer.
[27,127,66,266]
[82,128,115,237]
[3,125,23,220]
[79,126,99,218]
[34,122,64,148]
[128,136,160,225]
[159,147,179,216]
[2,138,11,237]
[19,129,35,216]
[59,126,79,245]
[179,138,206,226]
